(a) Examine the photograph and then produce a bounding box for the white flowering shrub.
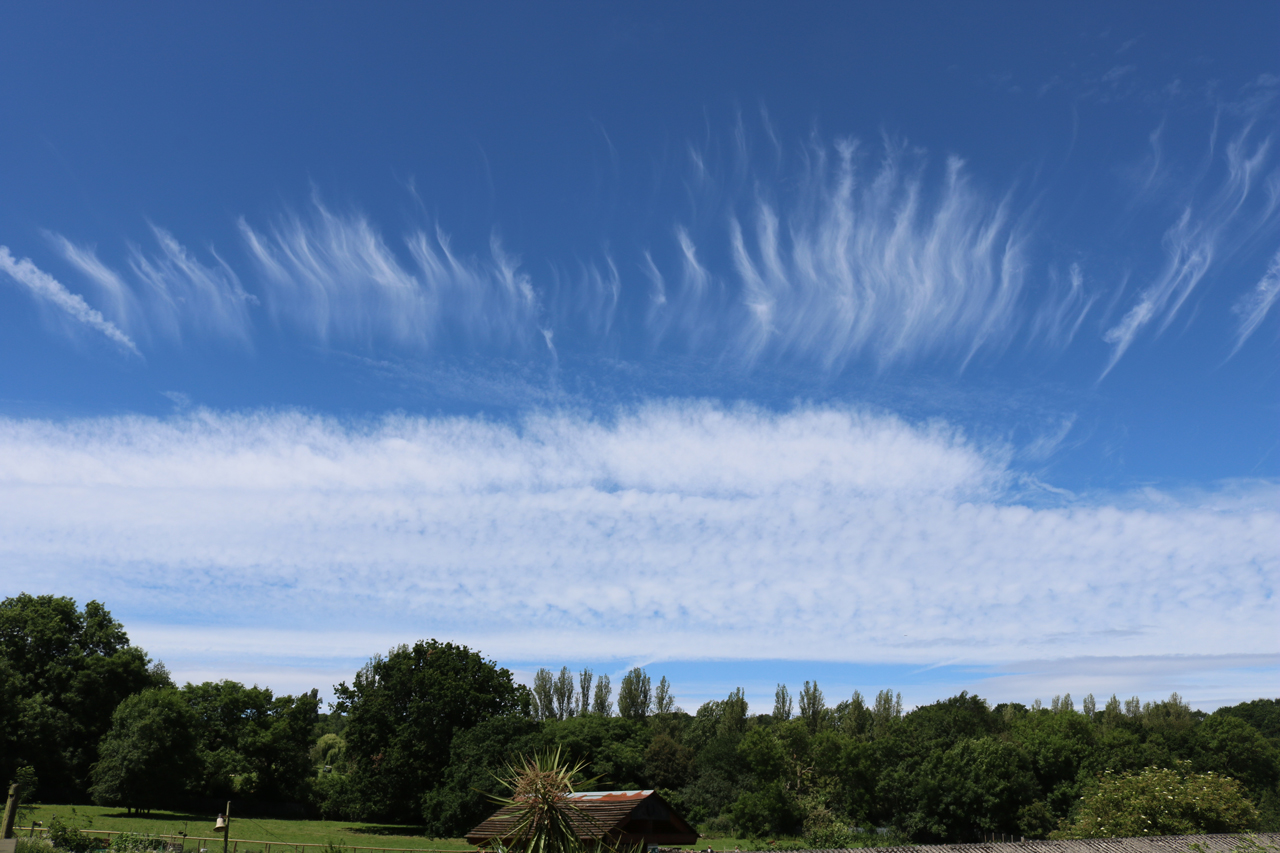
[1052,761,1259,838]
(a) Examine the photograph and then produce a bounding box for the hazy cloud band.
[2,405,1274,670]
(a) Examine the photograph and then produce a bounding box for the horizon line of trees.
[4,594,1279,845]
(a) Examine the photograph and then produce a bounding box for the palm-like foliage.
[485,748,610,853]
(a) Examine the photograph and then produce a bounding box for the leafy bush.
[11,766,39,829]
[800,793,856,849]
[16,839,53,853]
[311,769,362,822]
[1052,762,1260,838]
[805,824,914,850]
[109,833,166,853]
[730,781,803,838]
[805,823,858,849]
[701,814,736,836]
[47,817,107,853]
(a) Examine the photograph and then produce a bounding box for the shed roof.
[466,790,697,848]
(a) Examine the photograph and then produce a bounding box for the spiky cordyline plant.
[486,748,614,853]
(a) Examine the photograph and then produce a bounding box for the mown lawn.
[20,806,473,852]
[20,805,842,853]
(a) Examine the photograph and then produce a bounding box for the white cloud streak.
[0,245,139,354]
[240,199,541,352]
[53,228,254,347]
[13,126,1275,374]
[972,654,1279,713]
[23,136,1094,371]
[659,140,1034,370]
[1231,246,1280,353]
[1104,124,1280,376]
[1,405,1273,679]
[1030,264,1096,351]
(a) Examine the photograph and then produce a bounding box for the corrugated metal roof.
[566,791,654,802]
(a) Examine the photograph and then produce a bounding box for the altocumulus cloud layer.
[2,404,1274,668]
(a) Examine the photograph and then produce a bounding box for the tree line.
[0,595,321,813]
[3,595,1278,844]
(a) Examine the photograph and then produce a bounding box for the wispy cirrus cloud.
[140,134,1079,372]
[240,198,544,353]
[1103,120,1280,376]
[12,122,1275,376]
[0,245,139,354]
[2,404,1274,687]
[648,139,1036,371]
[53,227,255,348]
[1231,246,1280,353]
[1030,264,1097,351]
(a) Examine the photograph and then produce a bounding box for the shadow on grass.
[340,826,428,838]
[57,810,435,843]
[100,813,209,823]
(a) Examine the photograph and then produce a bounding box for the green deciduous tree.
[532,668,556,721]
[894,737,1040,842]
[654,677,675,715]
[676,695,752,825]
[644,733,693,790]
[830,691,871,737]
[335,640,531,823]
[1214,699,1280,742]
[544,714,650,790]
[871,689,903,738]
[591,674,612,716]
[578,669,593,717]
[875,692,1008,838]
[1052,763,1259,838]
[312,732,346,769]
[773,685,793,722]
[617,668,651,721]
[798,682,825,733]
[731,780,803,838]
[421,714,547,837]
[1009,706,1098,824]
[722,688,749,735]
[1190,715,1280,799]
[553,667,576,721]
[181,680,320,802]
[0,595,166,798]
[89,688,199,813]
[809,728,877,825]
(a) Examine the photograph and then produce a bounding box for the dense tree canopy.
[0,594,166,798]
[420,714,546,836]
[183,679,320,802]
[5,595,1278,844]
[1214,698,1280,743]
[88,688,200,813]
[617,668,652,721]
[333,639,531,823]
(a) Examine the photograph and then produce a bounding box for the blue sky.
[0,1,1276,712]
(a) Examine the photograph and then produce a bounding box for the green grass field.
[18,806,772,853]
[20,805,473,853]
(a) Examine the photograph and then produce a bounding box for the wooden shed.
[466,789,698,850]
